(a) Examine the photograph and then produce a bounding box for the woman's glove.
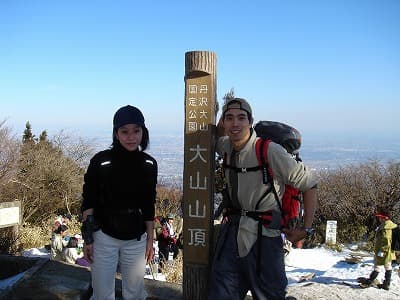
[81,215,99,245]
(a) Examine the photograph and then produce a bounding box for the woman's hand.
[144,220,154,263]
[145,238,154,264]
[83,243,94,263]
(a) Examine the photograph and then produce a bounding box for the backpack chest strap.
[222,163,261,173]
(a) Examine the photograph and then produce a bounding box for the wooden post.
[183,51,217,299]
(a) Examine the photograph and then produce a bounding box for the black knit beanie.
[113,105,145,129]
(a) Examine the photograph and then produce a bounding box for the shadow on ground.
[0,255,182,300]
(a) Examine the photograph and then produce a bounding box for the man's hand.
[216,116,226,138]
[83,243,94,263]
[282,227,307,244]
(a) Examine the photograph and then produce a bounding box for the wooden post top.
[185,51,217,77]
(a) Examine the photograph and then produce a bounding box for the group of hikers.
[50,211,183,273]
[50,215,89,267]
[57,100,396,299]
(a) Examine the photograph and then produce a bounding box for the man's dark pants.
[208,221,287,300]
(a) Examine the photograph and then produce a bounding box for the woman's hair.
[67,237,78,248]
[111,126,149,151]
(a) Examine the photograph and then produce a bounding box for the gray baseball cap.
[222,98,252,118]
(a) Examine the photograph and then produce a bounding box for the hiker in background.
[208,97,318,300]
[81,105,158,299]
[63,236,89,267]
[154,216,164,237]
[175,215,184,249]
[157,213,180,270]
[51,224,68,260]
[52,215,71,240]
[153,215,164,247]
[358,207,397,290]
[152,215,164,272]
[52,216,64,232]
[63,213,73,225]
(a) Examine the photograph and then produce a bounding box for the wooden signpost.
[0,201,21,229]
[183,51,217,299]
[0,201,22,252]
[325,220,337,245]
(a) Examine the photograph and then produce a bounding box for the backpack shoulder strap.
[255,138,282,212]
[255,138,273,184]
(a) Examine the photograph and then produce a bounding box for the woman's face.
[115,124,143,151]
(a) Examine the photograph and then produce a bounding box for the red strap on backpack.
[255,138,301,228]
[255,138,272,184]
[255,138,269,166]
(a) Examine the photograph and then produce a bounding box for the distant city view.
[92,133,400,188]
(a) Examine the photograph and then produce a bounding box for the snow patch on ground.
[2,245,400,299]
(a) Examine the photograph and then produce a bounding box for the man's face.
[376,216,386,223]
[222,108,252,147]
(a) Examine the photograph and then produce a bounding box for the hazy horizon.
[83,130,399,187]
[3,119,398,188]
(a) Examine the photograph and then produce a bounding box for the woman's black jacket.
[81,144,158,240]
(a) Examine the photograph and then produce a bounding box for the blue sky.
[1,0,399,141]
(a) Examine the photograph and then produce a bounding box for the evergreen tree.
[22,121,35,144]
[39,130,48,142]
[223,88,235,103]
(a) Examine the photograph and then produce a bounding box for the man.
[208,98,318,300]
[51,224,69,261]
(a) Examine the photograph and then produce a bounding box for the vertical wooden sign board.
[183,51,217,300]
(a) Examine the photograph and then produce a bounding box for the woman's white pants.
[90,230,147,300]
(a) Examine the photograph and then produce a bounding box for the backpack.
[254,121,301,156]
[392,226,400,251]
[254,121,302,229]
[222,120,302,229]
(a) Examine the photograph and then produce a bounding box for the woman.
[81,105,158,299]
[63,236,88,266]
